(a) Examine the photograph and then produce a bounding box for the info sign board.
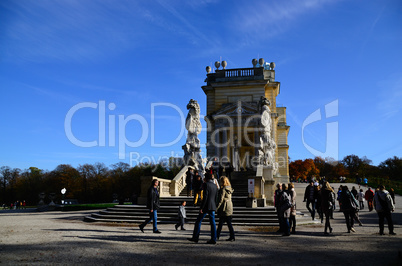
[248,179,255,194]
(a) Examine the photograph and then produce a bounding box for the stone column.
[215,128,220,158]
[254,127,259,157]
[222,129,228,159]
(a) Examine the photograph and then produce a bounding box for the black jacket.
[304,185,316,201]
[340,190,358,212]
[200,180,218,212]
[147,186,160,211]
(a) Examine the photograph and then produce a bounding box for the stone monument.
[182,99,204,178]
[258,96,278,174]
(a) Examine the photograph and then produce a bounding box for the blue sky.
[1,0,401,171]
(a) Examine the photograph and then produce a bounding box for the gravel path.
[0,183,401,265]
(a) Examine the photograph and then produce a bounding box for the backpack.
[279,192,292,212]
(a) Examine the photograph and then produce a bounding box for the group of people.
[303,180,396,236]
[138,173,397,240]
[274,183,297,236]
[337,184,396,235]
[140,168,235,244]
[187,173,235,244]
[2,200,26,210]
[185,168,204,206]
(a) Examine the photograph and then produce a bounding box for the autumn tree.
[289,159,319,181]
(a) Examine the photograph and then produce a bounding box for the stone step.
[84,202,278,226]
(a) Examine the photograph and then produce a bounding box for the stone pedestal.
[246,197,257,208]
[257,165,276,206]
[253,176,267,207]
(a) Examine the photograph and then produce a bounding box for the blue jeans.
[192,210,216,241]
[306,200,316,219]
[142,210,158,232]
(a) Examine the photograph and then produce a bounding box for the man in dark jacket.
[304,181,316,220]
[188,173,218,244]
[139,179,161,233]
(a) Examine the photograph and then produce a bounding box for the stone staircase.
[84,197,277,226]
[84,170,278,226]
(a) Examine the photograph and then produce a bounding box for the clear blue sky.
[1,0,401,171]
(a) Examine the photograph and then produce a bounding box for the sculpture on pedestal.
[183,99,204,177]
[258,96,278,174]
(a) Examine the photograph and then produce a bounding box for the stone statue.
[258,96,278,174]
[183,99,204,178]
[185,99,202,149]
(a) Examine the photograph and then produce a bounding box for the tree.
[289,159,319,181]
[379,156,402,181]
[15,167,45,205]
[341,155,362,177]
[53,164,81,200]
[0,166,12,203]
[77,164,97,203]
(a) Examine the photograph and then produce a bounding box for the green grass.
[366,177,402,195]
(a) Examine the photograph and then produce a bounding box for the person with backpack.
[340,186,359,233]
[321,182,335,235]
[278,183,292,236]
[373,185,396,235]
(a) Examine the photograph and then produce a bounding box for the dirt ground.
[0,183,401,265]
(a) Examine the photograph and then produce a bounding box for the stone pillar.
[254,127,259,157]
[215,129,220,158]
[222,129,228,159]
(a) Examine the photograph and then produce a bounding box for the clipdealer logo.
[64,101,185,159]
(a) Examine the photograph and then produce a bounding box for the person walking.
[188,173,219,244]
[139,179,161,234]
[274,183,283,232]
[365,187,375,212]
[340,186,359,233]
[358,189,365,210]
[216,176,235,242]
[288,183,297,234]
[278,183,292,236]
[186,168,194,197]
[193,174,203,206]
[389,188,396,206]
[175,201,187,230]
[374,185,396,235]
[351,186,358,199]
[321,182,335,235]
[315,185,323,223]
[337,186,342,212]
[304,181,316,220]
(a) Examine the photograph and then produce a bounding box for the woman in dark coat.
[321,182,335,235]
[340,186,359,233]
